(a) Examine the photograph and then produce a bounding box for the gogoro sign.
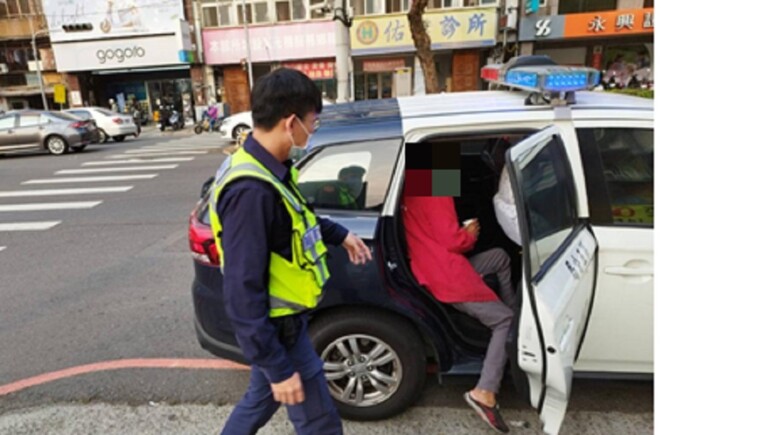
[51,35,183,71]
[96,46,147,64]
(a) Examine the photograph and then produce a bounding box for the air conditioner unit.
[0,63,9,74]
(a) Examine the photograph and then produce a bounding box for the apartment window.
[559,0,617,14]
[0,0,34,18]
[236,0,269,24]
[201,0,236,27]
[386,0,410,13]
[310,0,326,19]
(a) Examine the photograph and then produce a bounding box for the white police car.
[192,56,653,433]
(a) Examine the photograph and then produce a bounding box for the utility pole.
[333,0,352,102]
[242,0,254,91]
[28,18,48,111]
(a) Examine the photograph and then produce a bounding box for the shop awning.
[0,86,53,97]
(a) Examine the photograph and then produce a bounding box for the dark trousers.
[222,328,343,435]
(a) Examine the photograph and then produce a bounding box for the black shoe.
[464,392,510,433]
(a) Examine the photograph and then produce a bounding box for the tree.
[407,0,440,94]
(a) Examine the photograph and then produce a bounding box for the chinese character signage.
[351,7,498,55]
[519,8,653,41]
[283,60,336,80]
[203,21,336,65]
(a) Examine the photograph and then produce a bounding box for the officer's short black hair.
[250,68,322,131]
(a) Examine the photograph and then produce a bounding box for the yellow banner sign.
[53,84,67,104]
[352,7,498,55]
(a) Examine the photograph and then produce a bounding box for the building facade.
[0,0,58,112]
[40,0,204,121]
[517,0,654,88]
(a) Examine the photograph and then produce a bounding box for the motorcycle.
[194,116,223,134]
[158,105,184,131]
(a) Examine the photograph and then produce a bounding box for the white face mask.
[289,115,312,150]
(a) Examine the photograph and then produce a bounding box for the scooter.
[158,106,184,131]
[194,117,223,134]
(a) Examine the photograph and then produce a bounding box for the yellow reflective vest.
[209,148,330,318]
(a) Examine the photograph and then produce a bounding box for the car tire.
[71,144,87,152]
[98,128,109,143]
[309,311,427,421]
[232,124,249,141]
[194,125,203,134]
[114,135,126,142]
[45,135,69,155]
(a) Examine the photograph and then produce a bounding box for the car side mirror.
[200,176,215,199]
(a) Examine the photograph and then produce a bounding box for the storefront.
[518,7,654,88]
[42,0,196,120]
[350,7,498,99]
[202,21,338,114]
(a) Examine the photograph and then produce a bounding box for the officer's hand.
[342,233,373,265]
[271,372,305,405]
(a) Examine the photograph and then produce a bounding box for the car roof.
[310,90,652,149]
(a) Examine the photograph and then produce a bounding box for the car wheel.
[114,135,126,142]
[98,128,109,143]
[309,311,427,421]
[232,124,249,141]
[46,135,69,155]
[194,125,203,134]
[71,144,87,152]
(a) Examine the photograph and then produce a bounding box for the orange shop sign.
[564,8,654,38]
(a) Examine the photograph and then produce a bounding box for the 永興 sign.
[519,8,654,41]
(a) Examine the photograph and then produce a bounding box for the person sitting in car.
[402,194,515,433]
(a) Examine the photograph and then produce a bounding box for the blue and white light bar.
[481,62,601,94]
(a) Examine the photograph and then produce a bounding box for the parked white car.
[219,99,335,142]
[66,107,138,143]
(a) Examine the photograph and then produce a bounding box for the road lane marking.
[106,151,206,158]
[56,165,177,174]
[0,246,6,252]
[126,148,218,154]
[23,175,157,184]
[82,158,194,166]
[0,201,102,212]
[0,186,133,198]
[0,358,248,396]
[0,221,61,231]
[139,145,223,150]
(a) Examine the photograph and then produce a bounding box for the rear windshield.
[43,112,81,122]
[95,108,117,117]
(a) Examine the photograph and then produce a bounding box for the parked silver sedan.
[0,110,99,156]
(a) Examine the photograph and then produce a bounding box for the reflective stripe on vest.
[209,148,330,317]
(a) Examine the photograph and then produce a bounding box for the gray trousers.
[451,248,516,393]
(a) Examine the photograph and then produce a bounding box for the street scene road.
[0,130,652,434]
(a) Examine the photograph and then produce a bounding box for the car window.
[95,108,115,117]
[517,136,579,277]
[578,128,654,227]
[68,110,92,119]
[42,112,80,123]
[18,114,40,127]
[297,139,402,212]
[0,115,14,130]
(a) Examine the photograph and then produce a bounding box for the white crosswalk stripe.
[82,157,194,166]
[0,221,61,231]
[23,175,157,184]
[107,151,206,158]
[0,246,6,252]
[56,165,177,175]
[0,201,102,212]
[0,186,133,198]
[126,148,216,154]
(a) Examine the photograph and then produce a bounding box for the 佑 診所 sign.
[351,7,498,55]
[519,8,654,41]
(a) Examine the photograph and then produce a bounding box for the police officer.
[210,69,372,434]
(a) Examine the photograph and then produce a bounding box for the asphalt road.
[0,129,653,433]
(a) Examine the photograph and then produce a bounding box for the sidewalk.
[0,403,652,435]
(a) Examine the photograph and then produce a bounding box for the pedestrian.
[109,98,118,112]
[402,195,516,433]
[209,68,372,435]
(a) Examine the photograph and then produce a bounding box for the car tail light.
[70,121,88,128]
[189,210,220,267]
[112,117,123,124]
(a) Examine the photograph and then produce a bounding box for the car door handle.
[605,266,653,276]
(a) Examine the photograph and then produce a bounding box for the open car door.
[504,125,598,434]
